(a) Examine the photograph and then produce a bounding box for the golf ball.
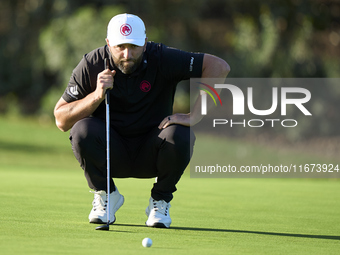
[142,237,152,247]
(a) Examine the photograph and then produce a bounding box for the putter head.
[95,224,110,231]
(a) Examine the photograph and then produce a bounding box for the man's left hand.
[158,113,191,129]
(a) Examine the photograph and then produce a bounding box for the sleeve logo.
[70,86,79,96]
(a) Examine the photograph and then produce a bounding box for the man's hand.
[54,65,116,132]
[158,113,193,129]
[95,68,116,100]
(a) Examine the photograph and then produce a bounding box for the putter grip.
[104,58,110,105]
[104,58,109,70]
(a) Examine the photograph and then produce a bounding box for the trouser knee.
[70,118,105,153]
[158,124,195,162]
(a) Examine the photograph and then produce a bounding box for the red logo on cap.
[140,80,151,92]
[120,24,132,36]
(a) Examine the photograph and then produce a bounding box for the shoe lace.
[90,191,107,211]
[152,199,170,216]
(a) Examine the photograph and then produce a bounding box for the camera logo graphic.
[198,82,223,115]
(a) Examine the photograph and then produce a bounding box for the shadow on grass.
[115,223,340,241]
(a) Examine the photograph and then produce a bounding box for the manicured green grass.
[0,117,339,255]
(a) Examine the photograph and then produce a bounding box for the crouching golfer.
[54,13,230,228]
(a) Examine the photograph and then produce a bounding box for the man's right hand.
[54,67,116,132]
[96,68,116,99]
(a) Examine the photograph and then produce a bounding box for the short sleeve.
[159,45,204,82]
[62,56,93,103]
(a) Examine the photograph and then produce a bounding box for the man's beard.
[112,53,144,75]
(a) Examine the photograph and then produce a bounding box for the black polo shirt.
[62,42,204,136]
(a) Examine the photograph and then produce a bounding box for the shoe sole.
[89,218,115,224]
[89,195,124,224]
[145,222,170,228]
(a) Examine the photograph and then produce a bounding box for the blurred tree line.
[0,0,339,139]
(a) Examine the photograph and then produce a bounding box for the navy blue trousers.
[69,117,195,202]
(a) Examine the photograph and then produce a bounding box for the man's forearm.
[190,54,230,125]
[189,90,220,126]
[54,93,104,132]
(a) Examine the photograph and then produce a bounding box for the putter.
[96,58,111,231]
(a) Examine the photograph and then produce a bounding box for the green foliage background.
[0,0,339,139]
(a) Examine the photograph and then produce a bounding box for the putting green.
[0,117,339,254]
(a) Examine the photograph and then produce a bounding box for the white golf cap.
[107,13,146,47]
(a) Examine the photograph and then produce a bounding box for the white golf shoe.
[88,187,124,224]
[145,197,172,228]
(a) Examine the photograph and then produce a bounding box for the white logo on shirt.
[70,86,79,96]
[189,57,194,72]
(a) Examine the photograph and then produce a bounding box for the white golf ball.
[142,237,152,247]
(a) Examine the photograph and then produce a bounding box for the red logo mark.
[120,24,132,36]
[140,80,151,92]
